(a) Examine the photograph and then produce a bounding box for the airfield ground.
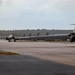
[0,40,75,75]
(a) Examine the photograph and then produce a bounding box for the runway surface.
[0,40,75,75]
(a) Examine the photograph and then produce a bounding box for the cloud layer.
[0,0,75,30]
[0,0,75,9]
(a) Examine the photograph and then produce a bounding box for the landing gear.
[8,39,16,42]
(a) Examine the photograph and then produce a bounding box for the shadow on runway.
[0,55,75,75]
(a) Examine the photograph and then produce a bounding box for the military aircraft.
[6,33,69,42]
[6,25,75,42]
[68,24,75,42]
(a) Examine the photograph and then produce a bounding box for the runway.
[0,40,75,75]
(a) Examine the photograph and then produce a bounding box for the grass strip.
[0,52,19,55]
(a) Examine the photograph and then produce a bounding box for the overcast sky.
[0,0,75,30]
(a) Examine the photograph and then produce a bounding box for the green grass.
[16,40,67,42]
[0,52,19,55]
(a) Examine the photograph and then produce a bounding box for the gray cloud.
[0,0,2,6]
[55,0,75,10]
[0,0,12,7]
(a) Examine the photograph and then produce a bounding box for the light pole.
[71,24,75,33]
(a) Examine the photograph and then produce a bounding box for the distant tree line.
[0,29,73,39]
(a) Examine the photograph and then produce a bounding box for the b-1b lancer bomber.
[6,34,69,42]
[6,25,75,42]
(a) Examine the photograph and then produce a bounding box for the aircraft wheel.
[8,39,16,42]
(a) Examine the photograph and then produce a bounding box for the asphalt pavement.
[0,55,75,75]
[0,40,75,75]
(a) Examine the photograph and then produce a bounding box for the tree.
[29,33,32,36]
[46,32,49,35]
[23,34,26,37]
[37,32,40,36]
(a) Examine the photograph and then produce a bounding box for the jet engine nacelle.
[6,34,16,42]
[68,33,75,42]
